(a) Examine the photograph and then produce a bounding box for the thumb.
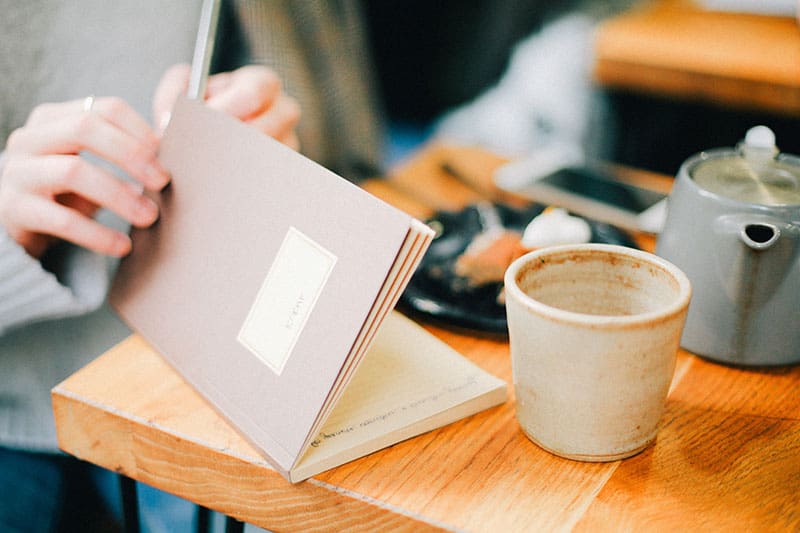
[153,63,191,135]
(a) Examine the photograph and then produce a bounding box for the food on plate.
[454,230,523,286]
[454,207,592,288]
[520,207,592,249]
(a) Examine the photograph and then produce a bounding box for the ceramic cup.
[504,243,691,461]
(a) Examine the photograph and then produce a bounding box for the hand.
[153,64,301,149]
[0,97,169,258]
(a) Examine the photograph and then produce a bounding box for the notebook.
[110,97,506,482]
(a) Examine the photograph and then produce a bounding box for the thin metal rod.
[187,0,221,100]
[118,475,140,533]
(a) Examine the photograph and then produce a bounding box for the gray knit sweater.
[0,0,383,452]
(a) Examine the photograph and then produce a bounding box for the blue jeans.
[0,446,196,532]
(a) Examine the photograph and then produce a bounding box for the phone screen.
[539,167,665,213]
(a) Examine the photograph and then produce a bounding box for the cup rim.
[504,243,692,328]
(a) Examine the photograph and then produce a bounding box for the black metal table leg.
[118,475,140,533]
[225,516,245,533]
[196,505,212,533]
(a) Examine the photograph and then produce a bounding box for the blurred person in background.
[362,0,639,164]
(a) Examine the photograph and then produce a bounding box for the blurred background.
[359,0,800,175]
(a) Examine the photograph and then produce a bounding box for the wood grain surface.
[53,143,800,531]
[594,0,800,115]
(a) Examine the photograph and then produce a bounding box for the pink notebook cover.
[111,97,423,478]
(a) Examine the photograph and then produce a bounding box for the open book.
[293,311,506,481]
[110,98,506,482]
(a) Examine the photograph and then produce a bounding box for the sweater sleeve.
[0,149,104,334]
[0,229,111,335]
[0,149,130,336]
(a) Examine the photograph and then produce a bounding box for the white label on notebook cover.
[238,226,337,375]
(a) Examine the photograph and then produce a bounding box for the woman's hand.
[0,97,169,258]
[0,64,301,259]
[153,64,301,149]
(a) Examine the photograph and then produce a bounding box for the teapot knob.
[743,126,776,150]
[738,125,779,163]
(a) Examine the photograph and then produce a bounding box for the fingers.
[280,131,301,152]
[205,65,282,121]
[244,94,301,146]
[6,105,170,191]
[0,154,159,257]
[205,66,301,148]
[5,194,132,257]
[57,193,99,219]
[8,155,159,228]
[0,96,168,257]
[153,64,283,133]
[153,63,191,134]
[154,63,301,149]
[27,97,159,157]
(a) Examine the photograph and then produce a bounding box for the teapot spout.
[714,215,799,309]
[711,215,799,361]
[740,222,780,250]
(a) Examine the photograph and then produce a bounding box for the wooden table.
[594,0,800,116]
[53,144,800,531]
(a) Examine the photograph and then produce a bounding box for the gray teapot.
[656,126,800,366]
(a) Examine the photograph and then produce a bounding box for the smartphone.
[496,165,668,233]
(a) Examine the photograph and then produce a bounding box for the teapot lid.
[690,126,800,206]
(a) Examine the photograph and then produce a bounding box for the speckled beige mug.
[504,244,691,461]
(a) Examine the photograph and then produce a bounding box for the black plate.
[399,203,637,335]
